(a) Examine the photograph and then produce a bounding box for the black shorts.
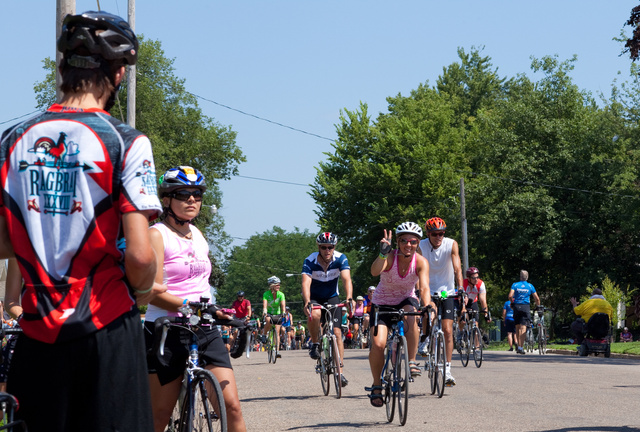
[455,299,479,317]
[434,296,456,321]
[265,314,285,326]
[505,319,516,333]
[310,296,343,328]
[0,335,18,383]
[513,304,532,326]
[370,297,419,329]
[351,316,363,326]
[144,320,232,386]
[8,309,153,432]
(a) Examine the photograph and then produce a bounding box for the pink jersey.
[145,222,212,322]
[372,251,419,306]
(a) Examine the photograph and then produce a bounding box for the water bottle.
[440,290,448,299]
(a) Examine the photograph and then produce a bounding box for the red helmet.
[425,217,446,232]
[466,267,479,277]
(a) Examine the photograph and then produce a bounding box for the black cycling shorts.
[370,297,419,329]
[513,304,532,326]
[435,296,456,321]
[144,320,232,386]
[310,296,343,328]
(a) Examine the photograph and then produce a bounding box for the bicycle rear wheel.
[383,345,395,423]
[538,327,547,355]
[396,336,409,426]
[318,335,330,396]
[435,332,446,398]
[459,328,470,367]
[472,327,483,368]
[428,335,436,395]
[330,335,342,399]
[180,369,227,432]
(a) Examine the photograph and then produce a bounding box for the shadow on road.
[482,351,640,366]
[534,426,640,432]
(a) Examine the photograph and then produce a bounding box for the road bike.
[156,300,242,432]
[424,294,447,398]
[262,314,281,364]
[369,306,424,426]
[534,305,548,355]
[524,323,535,353]
[0,325,25,432]
[310,302,344,399]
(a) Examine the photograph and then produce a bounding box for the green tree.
[34,36,246,283]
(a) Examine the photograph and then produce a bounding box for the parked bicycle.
[368,306,424,426]
[310,302,344,399]
[534,305,548,355]
[156,300,244,432]
[0,325,25,432]
[423,294,447,398]
[524,322,535,353]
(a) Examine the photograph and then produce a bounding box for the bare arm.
[0,215,14,259]
[341,269,354,312]
[4,258,22,319]
[532,292,541,307]
[508,289,515,303]
[123,211,157,291]
[301,274,312,317]
[416,255,431,307]
[451,240,463,288]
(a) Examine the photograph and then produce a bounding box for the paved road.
[232,348,640,431]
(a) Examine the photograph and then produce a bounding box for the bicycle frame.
[424,296,446,398]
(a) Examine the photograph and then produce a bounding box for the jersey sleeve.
[301,257,312,275]
[339,254,350,271]
[119,135,162,218]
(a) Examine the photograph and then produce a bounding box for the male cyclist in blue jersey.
[508,270,540,354]
[301,232,354,387]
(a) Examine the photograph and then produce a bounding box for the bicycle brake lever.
[158,318,171,356]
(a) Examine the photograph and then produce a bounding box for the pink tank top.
[372,251,419,306]
[145,222,212,321]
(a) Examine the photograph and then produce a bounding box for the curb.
[547,348,640,360]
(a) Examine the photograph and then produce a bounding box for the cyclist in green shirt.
[262,276,286,358]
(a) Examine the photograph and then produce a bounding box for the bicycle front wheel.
[330,335,342,399]
[396,336,409,426]
[435,332,446,398]
[383,345,395,423]
[180,369,227,432]
[319,336,330,396]
[472,327,483,368]
[266,331,274,364]
[459,328,470,367]
[164,398,182,432]
[245,331,252,359]
[428,335,436,395]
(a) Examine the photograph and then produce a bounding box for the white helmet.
[396,221,423,238]
[267,276,281,285]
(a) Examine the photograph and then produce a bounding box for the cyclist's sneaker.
[508,347,514,352]
[309,343,320,360]
[418,340,429,356]
[516,347,525,355]
[276,353,282,359]
[445,369,456,386]
[341,374,349,387]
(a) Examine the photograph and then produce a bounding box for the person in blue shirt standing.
[301,232,354,387]
[502,298,516,351]
[508,270,540,354]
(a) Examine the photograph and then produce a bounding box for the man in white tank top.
[417,217,463,386]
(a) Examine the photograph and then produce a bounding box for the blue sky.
[1,1,637,249]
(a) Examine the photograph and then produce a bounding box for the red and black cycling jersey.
[0,104,162,343]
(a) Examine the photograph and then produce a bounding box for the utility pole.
[460,178,469,273]
[127,0,136,127]
[56,0,75,103]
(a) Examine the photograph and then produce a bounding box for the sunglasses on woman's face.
[399,238,419,245]
[170,190,203,202]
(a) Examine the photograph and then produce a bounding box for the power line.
[189,92,334,142]
[0,110,40,126]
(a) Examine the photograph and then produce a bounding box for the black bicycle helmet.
[57,11,138,66]
[158,166,207,197]
[237,291,245,297]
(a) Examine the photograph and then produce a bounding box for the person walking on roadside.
[0,11,165,431]
[502,298,516,351]
[508,270,540,354]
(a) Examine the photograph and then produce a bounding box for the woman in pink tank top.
[366,222,431,408]
[144,167,246,432]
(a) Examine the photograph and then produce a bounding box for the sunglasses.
[399,238,419,245]
[468,275,478,279]
[430,232,445,238]
[169,190,203,202]
[319,245,335,250]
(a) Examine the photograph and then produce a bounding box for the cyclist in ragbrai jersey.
[0,11,165,431]
[262,276,286,358]
[508,270,540,355]
[301,232,354,387]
